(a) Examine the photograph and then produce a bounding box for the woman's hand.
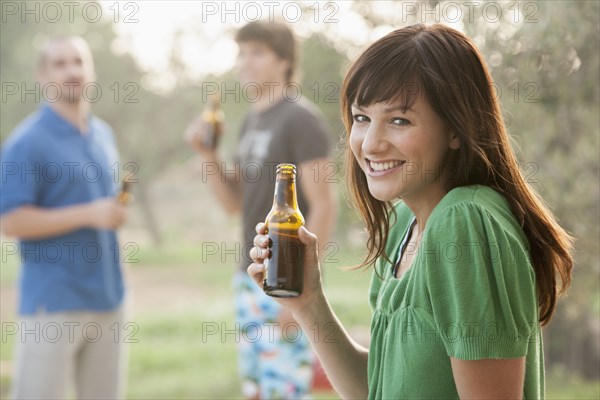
[247,222,325,316]
[249,222,370,399]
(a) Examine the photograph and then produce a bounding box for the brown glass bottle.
[202,93,224,149]
[117,178,133,205]
[263,164,305,298]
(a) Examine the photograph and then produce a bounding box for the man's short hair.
[37,35,92,70]
[235,21,297,83]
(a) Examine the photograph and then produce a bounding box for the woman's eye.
[353,114,369,123]
[391,118,410,126]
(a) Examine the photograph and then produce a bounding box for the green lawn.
[0,240,369,399]
[120,244,370,399]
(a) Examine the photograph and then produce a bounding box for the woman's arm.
[451,357,525,399]
[294,291,369,399]
[248,225,369,399]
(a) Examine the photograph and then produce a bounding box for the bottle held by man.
[201,93,224,149]
[117,177,134,205]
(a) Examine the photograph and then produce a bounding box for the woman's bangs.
[351,55,421,112]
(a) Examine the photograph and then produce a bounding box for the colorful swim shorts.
[232,272,314,399]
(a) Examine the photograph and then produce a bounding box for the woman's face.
[349,94,460,202]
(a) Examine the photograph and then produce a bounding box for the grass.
[0,241,20,285]
[546,364,600,399]
[126,313,239,399]
[120,244,370,399]
[0,238,368,399]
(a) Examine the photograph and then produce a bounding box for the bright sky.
[100,1,466,92]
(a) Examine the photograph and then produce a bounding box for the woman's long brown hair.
[341,24,574,326]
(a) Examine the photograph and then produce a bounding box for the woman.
[248,24,574,399]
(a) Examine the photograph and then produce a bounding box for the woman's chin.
[367,186,400,202]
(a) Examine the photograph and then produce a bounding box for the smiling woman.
[349,95,460,203]
[342,23,575,399]
[341,24,573,325]
[247,23,575,399]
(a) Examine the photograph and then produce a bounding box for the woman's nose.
[362,123,389,155]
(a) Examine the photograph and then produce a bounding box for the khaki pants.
[10,305,127,399]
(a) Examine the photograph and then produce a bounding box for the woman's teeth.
[369,160,404,171]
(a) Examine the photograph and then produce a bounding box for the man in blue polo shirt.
[1,36,128,399]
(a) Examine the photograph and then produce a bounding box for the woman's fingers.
[298,225,319,264]
[247,263,265,286]
[253,234,268,248]
[298,225,317,246]
[249,245,269,262]
[255,222,267,234]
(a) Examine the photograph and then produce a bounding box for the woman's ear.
[449,131,461,150]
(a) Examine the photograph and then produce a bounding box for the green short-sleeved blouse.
[367,185,544,399]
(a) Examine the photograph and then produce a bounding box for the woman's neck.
[401,184,448,236]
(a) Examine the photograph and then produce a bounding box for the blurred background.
[1,0,598,398]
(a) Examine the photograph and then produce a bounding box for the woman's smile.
[349,97,460,203]
[366,158,406,177]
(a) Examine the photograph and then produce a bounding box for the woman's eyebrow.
[351,104,417,114]
[383,105,416,114]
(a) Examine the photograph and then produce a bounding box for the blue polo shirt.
[1,104,125,315]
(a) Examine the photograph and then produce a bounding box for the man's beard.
[64,92,82,103]
[62,82,83,103]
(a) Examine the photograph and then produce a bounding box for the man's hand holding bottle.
[184,93,224,159]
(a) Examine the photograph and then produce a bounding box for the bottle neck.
[274,176,298,209]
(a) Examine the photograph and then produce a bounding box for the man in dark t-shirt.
[185,22,336,399]
[234,97,332,272]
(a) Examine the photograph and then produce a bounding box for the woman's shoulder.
[428,184,528,248]
[432,185,512,220]
[439,184,507,208]
[387,185,515,240]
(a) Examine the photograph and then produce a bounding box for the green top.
[367,185,544,399]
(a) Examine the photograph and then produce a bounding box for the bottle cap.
[276,163,296,175]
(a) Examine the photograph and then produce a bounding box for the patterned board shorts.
[233,272,314,399]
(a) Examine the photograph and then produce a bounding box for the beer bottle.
[263,163,305,297]
[117,178,134,205]
[201,93,224,149]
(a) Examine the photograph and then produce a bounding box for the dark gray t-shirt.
[234,98,332,271]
